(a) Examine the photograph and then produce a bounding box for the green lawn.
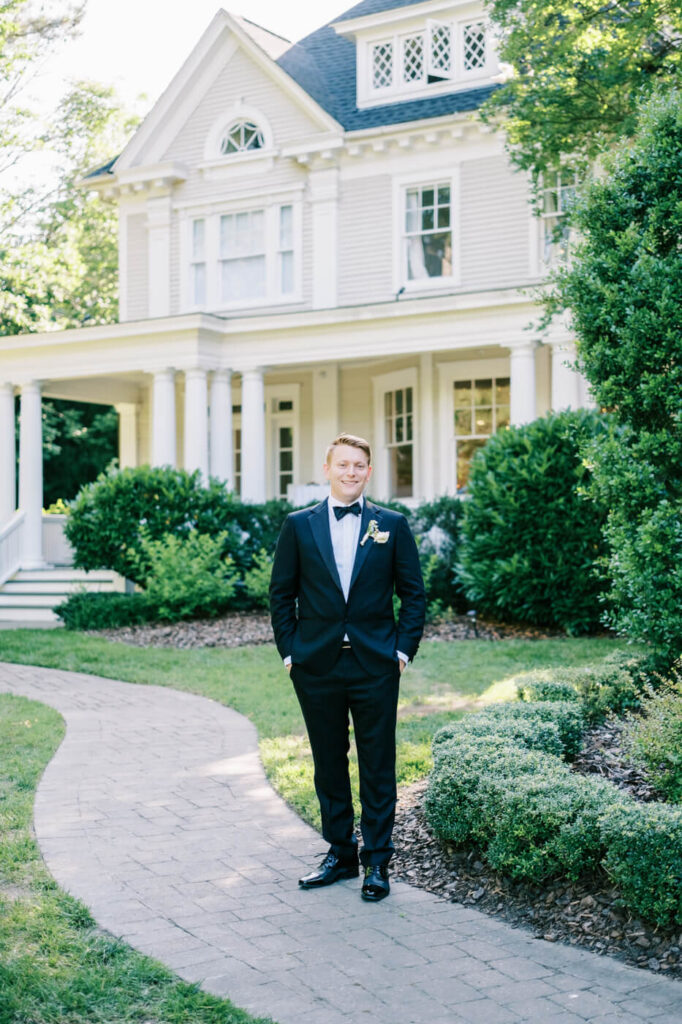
[0,691,272,1024]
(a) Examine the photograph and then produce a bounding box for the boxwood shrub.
[55,592,158,630]
[515,651,651,724]
[601,802,682,929]
[432,711,565,758]
[485,773,624,882]
[480,700,585,758]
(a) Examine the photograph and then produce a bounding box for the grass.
[0,692,273,1024]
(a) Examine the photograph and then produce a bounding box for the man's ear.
[323,462,331,481]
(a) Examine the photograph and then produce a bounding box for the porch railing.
[0,511,25,586]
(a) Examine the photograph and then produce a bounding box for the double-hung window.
[454,377,510,490]
[384,387,414,498]
[220,210,266,302]
[403,182,453,284]
[188,202,298,310]
[540,171,577,267]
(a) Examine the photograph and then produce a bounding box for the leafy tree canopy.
[482,0,682,186]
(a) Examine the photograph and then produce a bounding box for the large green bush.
[65,465,292,585]
[457,410,610,635]
[550,90,682,666]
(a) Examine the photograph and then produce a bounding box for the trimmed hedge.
[55,592,157,630]
[601,802,682,929]
[515,651,650,724]
[426,692,682,927]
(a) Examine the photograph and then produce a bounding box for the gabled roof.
[277,4,498,133]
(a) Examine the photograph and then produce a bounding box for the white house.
[0,0,587,591]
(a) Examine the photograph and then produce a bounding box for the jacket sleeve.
[393,514,426,661]
[269,514,300,661]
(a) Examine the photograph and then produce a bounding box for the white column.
[0,383,16,524]
[509,341,538,425]
[115,402,138,469]
[549,341,582,411]
[19,381,45,568]
[209,369,233,487]
[240,368,266,502]
[184,368,209,479]
[419,353,435,501]
[312,364,339,481]
[151,369,176,467]
[309,167,339,309]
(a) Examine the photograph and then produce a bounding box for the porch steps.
[0,568,124,625]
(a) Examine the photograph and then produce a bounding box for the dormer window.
[361,17,492,105]
[220,120,265,155]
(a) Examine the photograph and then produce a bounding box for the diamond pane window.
[372,41,393,89]
[402,34,425,83]
[405,183,452,280]
[220,120,265,155]
[429,22,452,77]
[463,22,486,71]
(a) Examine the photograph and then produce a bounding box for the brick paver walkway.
[2,661,681,1024]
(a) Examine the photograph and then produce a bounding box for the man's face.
[324,444,372,504]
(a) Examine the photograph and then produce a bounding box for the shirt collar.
[329,494,365,510]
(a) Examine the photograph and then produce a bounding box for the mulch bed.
[94,612,678,978]
[94,610,564,648]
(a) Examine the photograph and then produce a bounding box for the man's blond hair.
[325,433,372,466]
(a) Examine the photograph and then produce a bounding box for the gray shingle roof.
[277,1,497,132]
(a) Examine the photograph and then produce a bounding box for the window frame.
[438,357,511,495]
[393,170,461,294]
[372,367,418,503]
[359,16,494,107]
[181,195,303,313]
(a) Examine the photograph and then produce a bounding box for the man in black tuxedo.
[269,433,425,901]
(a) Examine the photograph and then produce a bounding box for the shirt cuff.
[397,650,409,665]
[283,656,292,667]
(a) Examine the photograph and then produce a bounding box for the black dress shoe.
[361,864,390,902]
[298,850,359,889]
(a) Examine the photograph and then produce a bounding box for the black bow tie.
[334,502,361,520]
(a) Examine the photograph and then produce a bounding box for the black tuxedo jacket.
[269,498,426,676]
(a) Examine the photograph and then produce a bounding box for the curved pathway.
[2,661,681,1024]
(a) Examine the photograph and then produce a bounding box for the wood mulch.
[94,609,564,649]
[95,611,678,978]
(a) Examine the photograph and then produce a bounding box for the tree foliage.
[482,0,682,185]
[549,90,682,664]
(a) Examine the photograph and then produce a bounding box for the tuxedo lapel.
[349,500,380,595]
[308,499,344,595]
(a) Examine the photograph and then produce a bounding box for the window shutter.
[427,20,455,79]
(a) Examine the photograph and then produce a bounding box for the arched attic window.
[220,120,265,155]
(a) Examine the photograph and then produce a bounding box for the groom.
[269,433,425,902]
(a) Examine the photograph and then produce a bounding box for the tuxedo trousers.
[292,648,400,867]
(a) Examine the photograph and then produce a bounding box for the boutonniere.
[360,519,391,546]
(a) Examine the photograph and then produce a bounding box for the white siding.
[338,176,393,306]
[460,155,530,289]
[125,214,148,321]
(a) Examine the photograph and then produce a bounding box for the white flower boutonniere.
[360,519,391,546]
